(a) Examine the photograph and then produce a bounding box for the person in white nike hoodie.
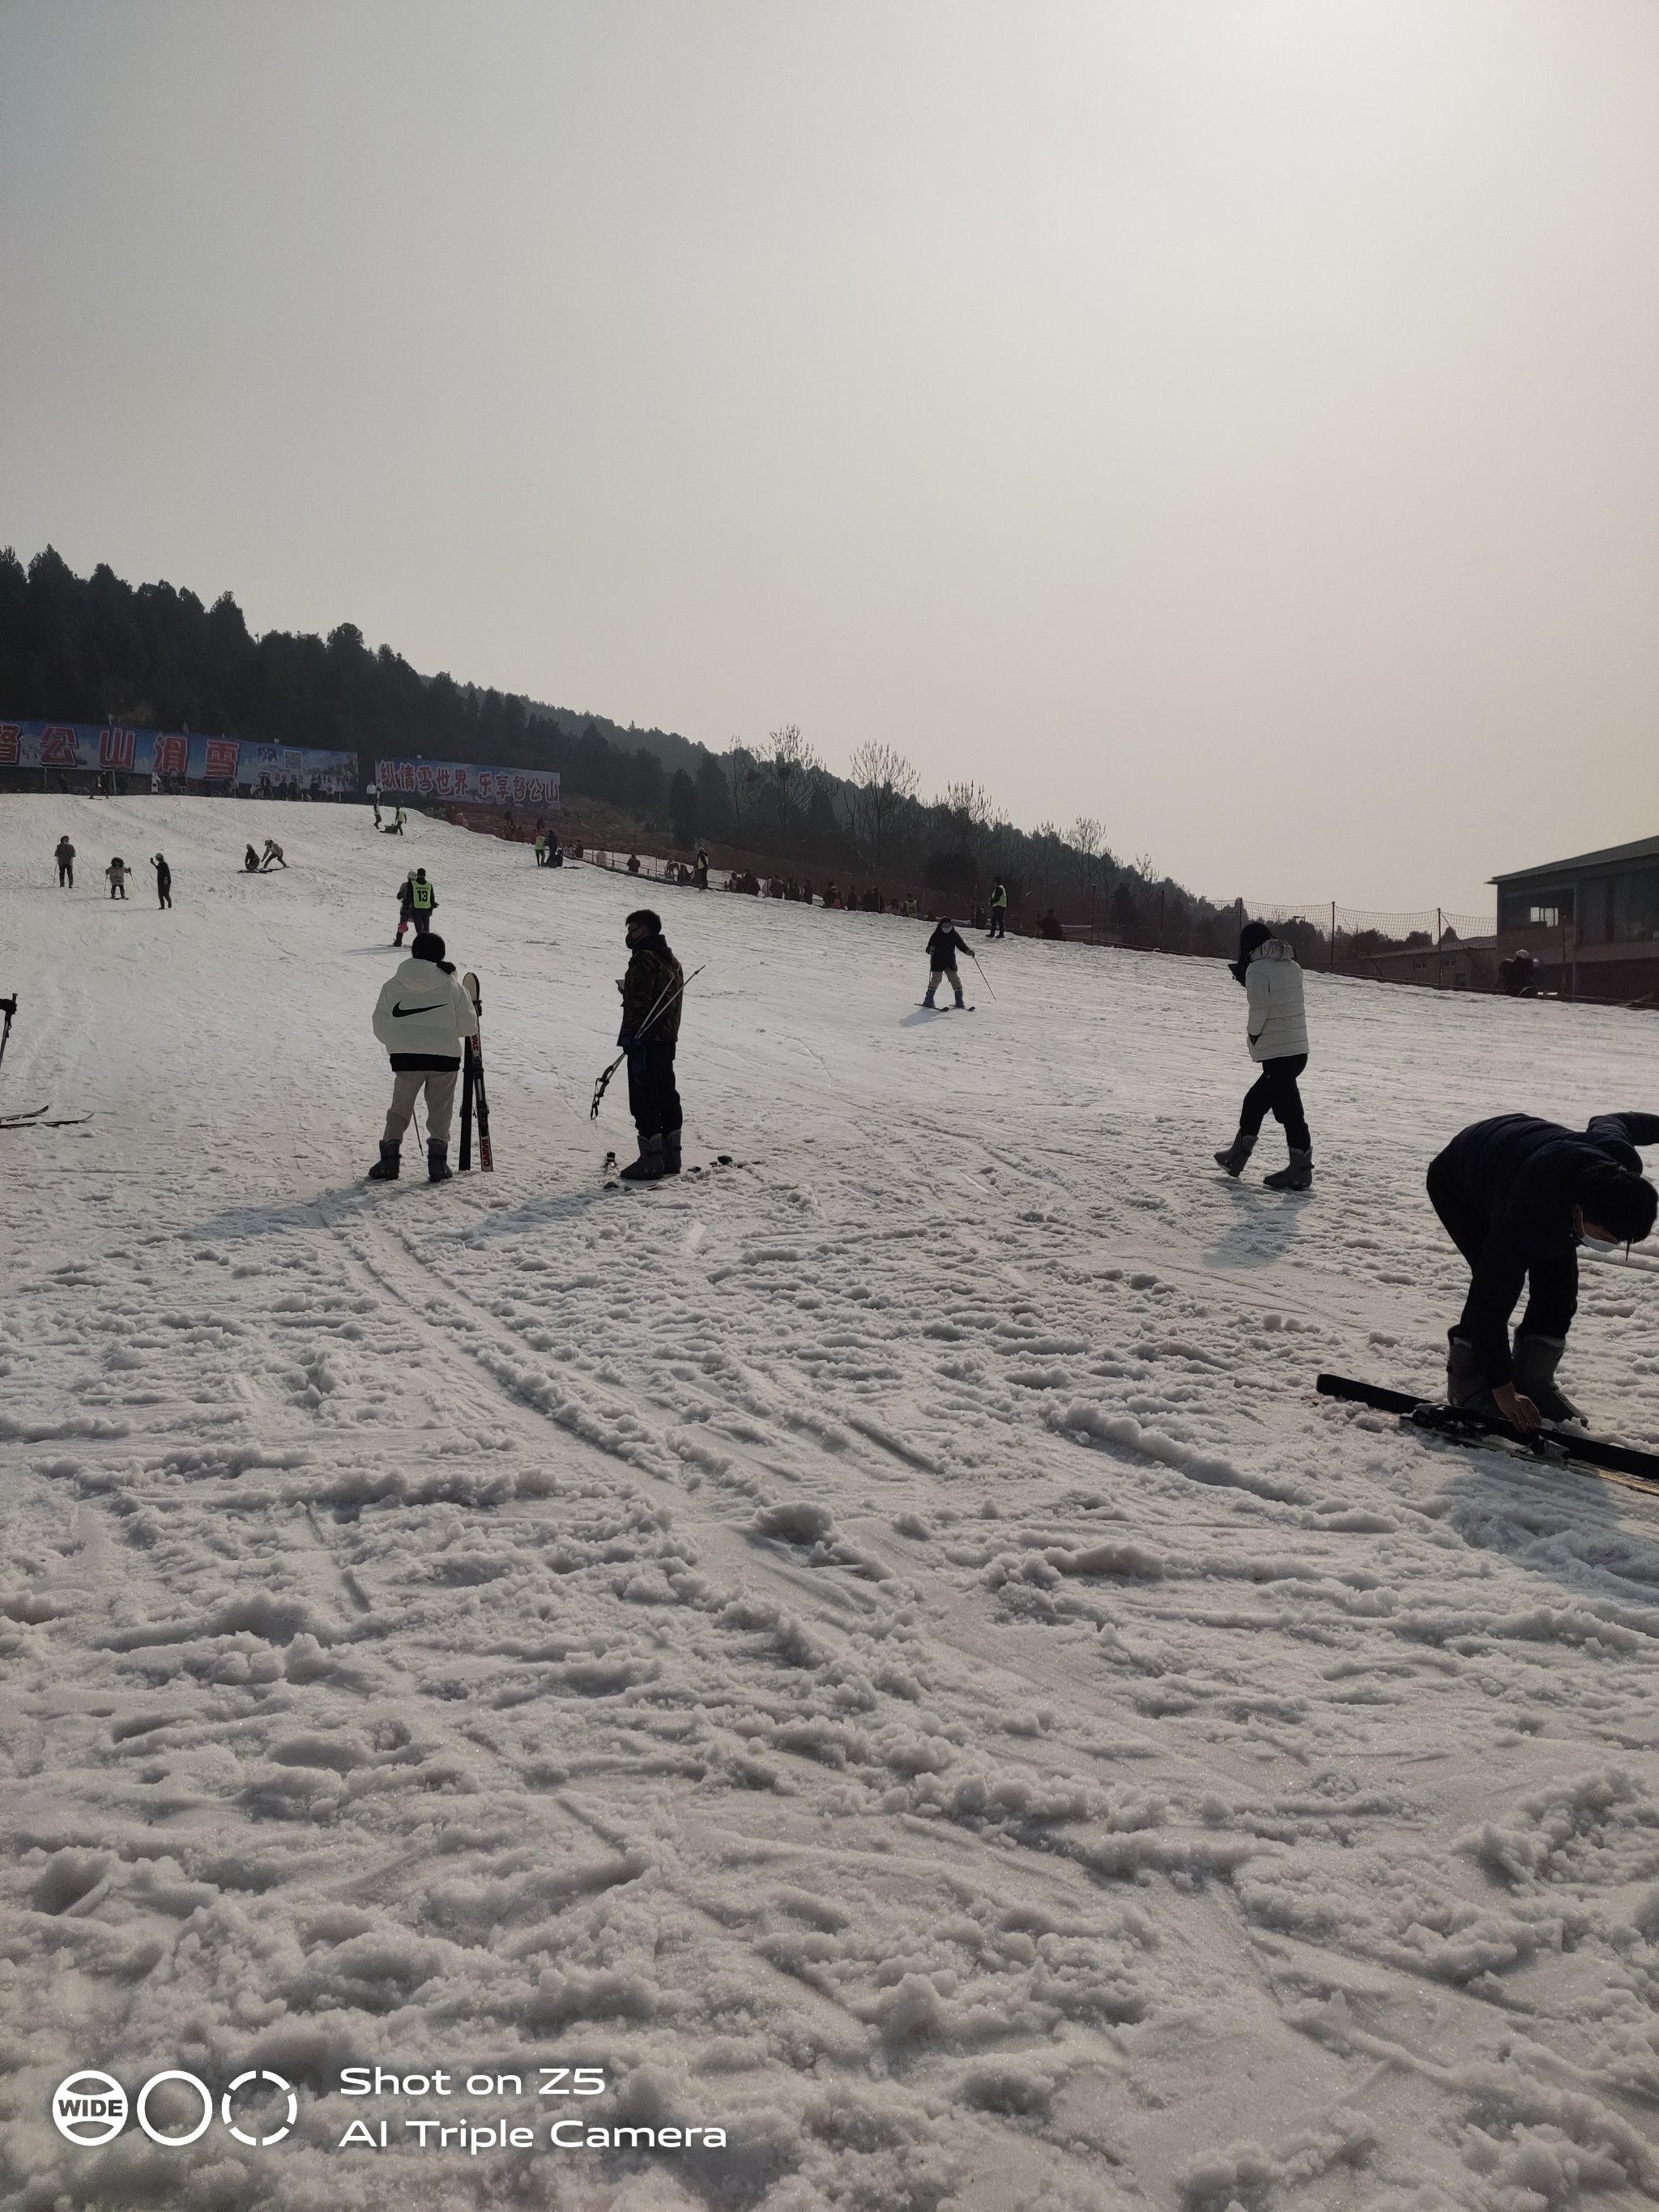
[1214,922,1314,1190]
[369,933,478,1183]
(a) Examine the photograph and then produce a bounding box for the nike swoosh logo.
[391,999,446,1018]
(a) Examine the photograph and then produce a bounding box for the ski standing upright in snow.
[461,970,493,1172]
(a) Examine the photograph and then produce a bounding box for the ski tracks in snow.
[3,794,1659,2210]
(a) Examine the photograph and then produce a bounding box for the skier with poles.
[54,836,75,888]
[1214,921,1314,1190]
[922,918,973,1009]
[1427,1111,1658,1430]
[106,856,130,900]
[367,931,478,1184]
[612,909,684,1181]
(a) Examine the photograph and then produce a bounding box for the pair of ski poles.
[591,965,706,1119]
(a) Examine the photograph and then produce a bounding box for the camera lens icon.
[223,2069,296,2147]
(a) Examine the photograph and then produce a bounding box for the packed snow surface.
[3,795,1659,2212]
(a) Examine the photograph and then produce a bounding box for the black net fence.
[1235,901,1498,983]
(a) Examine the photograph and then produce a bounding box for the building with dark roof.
[1491,833,1659,1004]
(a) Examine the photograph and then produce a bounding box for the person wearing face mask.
[1427,1111,1659,1430]
[615,909,684,1182]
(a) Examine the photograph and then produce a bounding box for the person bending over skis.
[368,931,478,1184]
[616,908,684,1181]
[1428,1111,1657,1430]
[1215,921,1313,1190]
[923,919,970,1008]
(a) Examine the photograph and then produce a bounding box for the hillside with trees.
[0,545,1231,948]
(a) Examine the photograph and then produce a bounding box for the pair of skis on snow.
[1319,1372,1659,1490]
[458,972,492,1172]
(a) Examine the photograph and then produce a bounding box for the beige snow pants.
[383,1068,459,1146]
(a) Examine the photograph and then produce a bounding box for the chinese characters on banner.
[374,757,560,807]
[0,722,358,791]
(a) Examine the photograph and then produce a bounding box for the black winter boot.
[1447,1334,1503,1417]
[1214,1132,1256,1178]
[1513,1334,1584,1424]
[427,1140,452,1183]
[619,1134,665,1183]
[663,1127,683,1176]
[368,1141,400,1182]
[1264,1148,1313,1191]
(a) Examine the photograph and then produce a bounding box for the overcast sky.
[3,1,1657,910]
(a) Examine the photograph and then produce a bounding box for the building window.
[1614,868,1659,941]
[1499,885,1574,932]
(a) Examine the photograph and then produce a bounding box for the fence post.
[1435,909,1442,991]
[1158,886,1166,952]
[1329,901,1337,973]
[1235,896,1243,944]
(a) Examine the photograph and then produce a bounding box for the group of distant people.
[52,836,172,907]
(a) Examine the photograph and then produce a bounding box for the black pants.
[627,1044,681,1141]
[157,884,172,908]
[1239,1054,1310,1151]
[988,911,1005,937]
[1426,1157,1577,1345]
[58,863,71,887]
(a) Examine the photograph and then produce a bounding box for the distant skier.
[105,856,129,900]
[260,838,287,872]
[1214,922,1312,1191]
[987,879,1009,938]
[367,779,382,827]
[923,918,971,1008]
[389,806,407,835]
[616,908,684,1181]
[407,867,436,936]
[54,836,75,888]
[693,846,709,889]
[1038,908,1064,940]
[244,843,261,873]
[151,854,172,909]
[534,832,548,867]
[1427,1112,1658,1430]
[368,931,478,1184]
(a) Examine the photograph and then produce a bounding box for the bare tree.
[1071,816,1105,906]
[761,725,821,835]
[723,741,759,841]
[847,739,919,871]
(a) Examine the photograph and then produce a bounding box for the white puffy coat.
[1245,939,1308,1062]
[373,957,478,1065]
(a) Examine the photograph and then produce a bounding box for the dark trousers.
[627,1044,681,1140]
[988,910,1005,937]
[1239,1054,1310,1151]
[1426,1157,1577,1345]
[58,863,71,887]
[412,910,433,936]
[157,884,172,908]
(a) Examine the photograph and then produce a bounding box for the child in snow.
[1214,923,1312,1191]
[923,919,970,1008]
[244,843,261,873]
[260,839,287,871]
[106,857,129,899]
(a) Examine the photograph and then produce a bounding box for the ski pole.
[0,995,15,1080]
[969,953,997,1003]
[591,965,706,1119]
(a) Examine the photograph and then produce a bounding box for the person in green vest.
[534,832,548,867]
[987,877,1009,938]
[407,867,437,938]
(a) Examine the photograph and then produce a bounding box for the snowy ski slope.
[2,792,1658,2212]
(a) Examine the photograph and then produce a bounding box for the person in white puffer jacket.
[368,933,478,1183]
[1214,923,1314,1190]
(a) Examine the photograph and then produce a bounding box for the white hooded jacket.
[1244,938,1308,1063]
[373,956,478,1069]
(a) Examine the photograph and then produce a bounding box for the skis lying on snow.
[1317,1372,1659,1490]
[918,1003,975,1012]
[0,1102,92,1129]
[460,972,493,1172]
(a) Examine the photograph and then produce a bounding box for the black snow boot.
[427,1140,452,1183]
[368,1141,400,1182]
[1447,1334,1503,1417]
[1512,1334,1584,1425]
[663,1127,683,1176]
[619,1134,665,1183]
[1214,1132,1256,1178]
[1264,1148,1313,1191]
